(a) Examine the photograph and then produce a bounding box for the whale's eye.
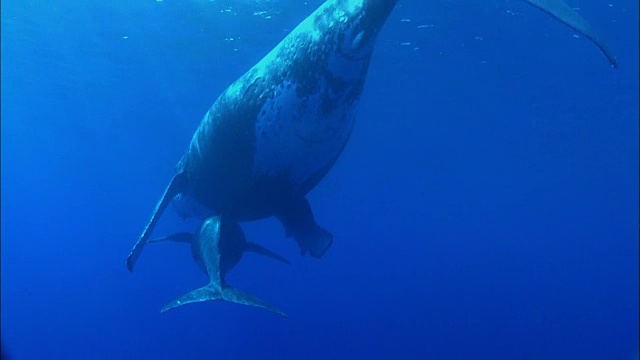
[350,30,365,51]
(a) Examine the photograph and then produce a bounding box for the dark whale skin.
[177,0,398,222]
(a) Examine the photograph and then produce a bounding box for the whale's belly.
[252,78,358,191]
[181,12,372,218]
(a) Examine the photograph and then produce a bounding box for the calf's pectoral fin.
[160,283,287,317]
[220,286,287,317]
[525,0,617,67]
[245,242,292,265]
[275,196,333,258]
[148,232,194,244]
[126,172,189,272]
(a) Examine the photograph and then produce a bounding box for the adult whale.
[127,0,616,272]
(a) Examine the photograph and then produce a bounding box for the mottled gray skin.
[178,0,399,224]
[127,0,616,273]
[150,216,289,315]
[127,0,399,271]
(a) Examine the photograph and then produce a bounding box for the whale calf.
[150,216,289,315]
[126,0,616,274]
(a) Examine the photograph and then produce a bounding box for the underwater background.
[1,0,638,359]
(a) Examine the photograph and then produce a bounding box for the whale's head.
[333,0,398,61]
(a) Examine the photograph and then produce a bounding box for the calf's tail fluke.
[160,283,287,317]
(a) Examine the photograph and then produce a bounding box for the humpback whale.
[149,217,289,315]
[128,0,398,272]
[127,0,616,275]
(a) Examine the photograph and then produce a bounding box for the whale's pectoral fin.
[524,0,617,67]
[275,196,333,258]
[148,232,194,244]
[126,172,188,272]
[160,283,287,317]
[295,226,333,259]
[245,242,291,265]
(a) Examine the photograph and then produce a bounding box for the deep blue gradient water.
[2,1,638,359]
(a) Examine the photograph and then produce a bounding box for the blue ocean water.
[1,0,638,358]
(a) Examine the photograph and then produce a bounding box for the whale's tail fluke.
[525,0,617,67]
[160,282,287,317]
[127,172,188,272]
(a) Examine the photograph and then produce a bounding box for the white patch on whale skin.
[342,0,364,16]
[350,30,364,50]
[277,0,364,44]
[252,79,357,188]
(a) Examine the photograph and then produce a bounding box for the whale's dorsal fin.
[524,0,617,67]
[245,242,291,265]
[127,172,189,272]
